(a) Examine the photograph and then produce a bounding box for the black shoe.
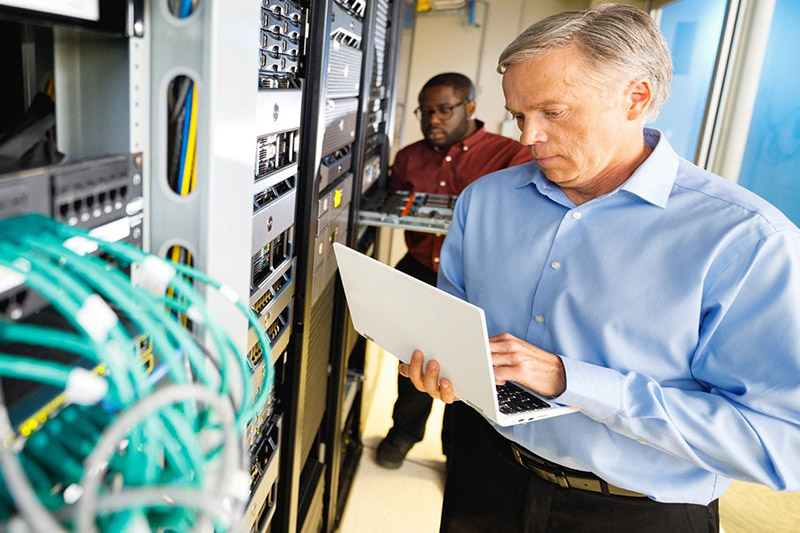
[375,430,416,469]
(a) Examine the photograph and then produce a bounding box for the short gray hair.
[497,3,672,121]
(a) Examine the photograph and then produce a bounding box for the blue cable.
[176,83,194,195]
[179,0,192,18]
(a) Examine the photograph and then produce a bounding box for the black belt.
[510,443,646,498]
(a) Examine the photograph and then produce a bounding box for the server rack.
[1,0,411,530]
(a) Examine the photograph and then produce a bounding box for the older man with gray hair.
[400,3,800,532]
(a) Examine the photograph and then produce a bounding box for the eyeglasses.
[413,99,469,121]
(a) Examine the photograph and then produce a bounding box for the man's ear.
[627,79,652,121]
[466,100,477,118]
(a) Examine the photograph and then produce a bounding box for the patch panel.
[259,0,306,87]
[256,130,299,181]
[52,154,144,232]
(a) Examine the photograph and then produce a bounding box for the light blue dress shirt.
[437,129,800,505]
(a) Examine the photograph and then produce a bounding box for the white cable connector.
[185,304,206,325]
[131,256,177,296]
[0,265,26,293]
[76,295,119,343]
[65,368,109,405]
[62,236,99,256]
[218,284,240,305]
[224,469,252,503]
[63,484,84,505]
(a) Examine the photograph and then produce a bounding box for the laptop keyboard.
[497,383,551,414]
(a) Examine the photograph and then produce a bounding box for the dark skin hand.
[399,333,567,403]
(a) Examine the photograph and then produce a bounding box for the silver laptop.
[333,243,577,426]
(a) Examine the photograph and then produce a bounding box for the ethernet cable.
[0,382,70,533]
[16,235,197,386]
[7,238,224,482]
[15,233,236,417]
[0,214,260,530]
[0,252,140,405]
[0,353,108,405]
[76,384,245,533]
[0,248,205,491]
[53,227,275,422]
[47,225,269,424]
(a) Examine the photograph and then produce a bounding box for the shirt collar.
[516,128,679,209]
[619,128,678,209]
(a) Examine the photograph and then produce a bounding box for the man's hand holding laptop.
[399,333,567,402]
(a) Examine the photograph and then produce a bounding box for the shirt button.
[439,180,446,187]
[445,155,452,162]
[572,212,582,220]
[433,257,440,263]
[462,145,469,151]
[534,315,544,323]
[551,262,561,270]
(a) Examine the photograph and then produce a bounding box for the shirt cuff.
[555,356,623,421]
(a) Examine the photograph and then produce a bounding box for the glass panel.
[736,0,800,225]
[650,0,728,161]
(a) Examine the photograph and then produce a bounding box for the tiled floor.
[338,350,446,532]
[339,348,800,532]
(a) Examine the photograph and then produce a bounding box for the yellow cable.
[181,86,199,196]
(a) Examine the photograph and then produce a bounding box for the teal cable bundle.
[0,213,265,532]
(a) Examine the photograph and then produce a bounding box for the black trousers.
[390,253,454,455]
[441,402,720,533]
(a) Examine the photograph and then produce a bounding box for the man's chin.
[425,135,448,147]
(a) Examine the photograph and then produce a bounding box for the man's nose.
[519,120,546,146]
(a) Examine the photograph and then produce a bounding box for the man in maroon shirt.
[376,72,531,469]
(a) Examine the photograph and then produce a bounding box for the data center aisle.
[339,350,447,532]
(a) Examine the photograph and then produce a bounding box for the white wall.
[399,0,590,148]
